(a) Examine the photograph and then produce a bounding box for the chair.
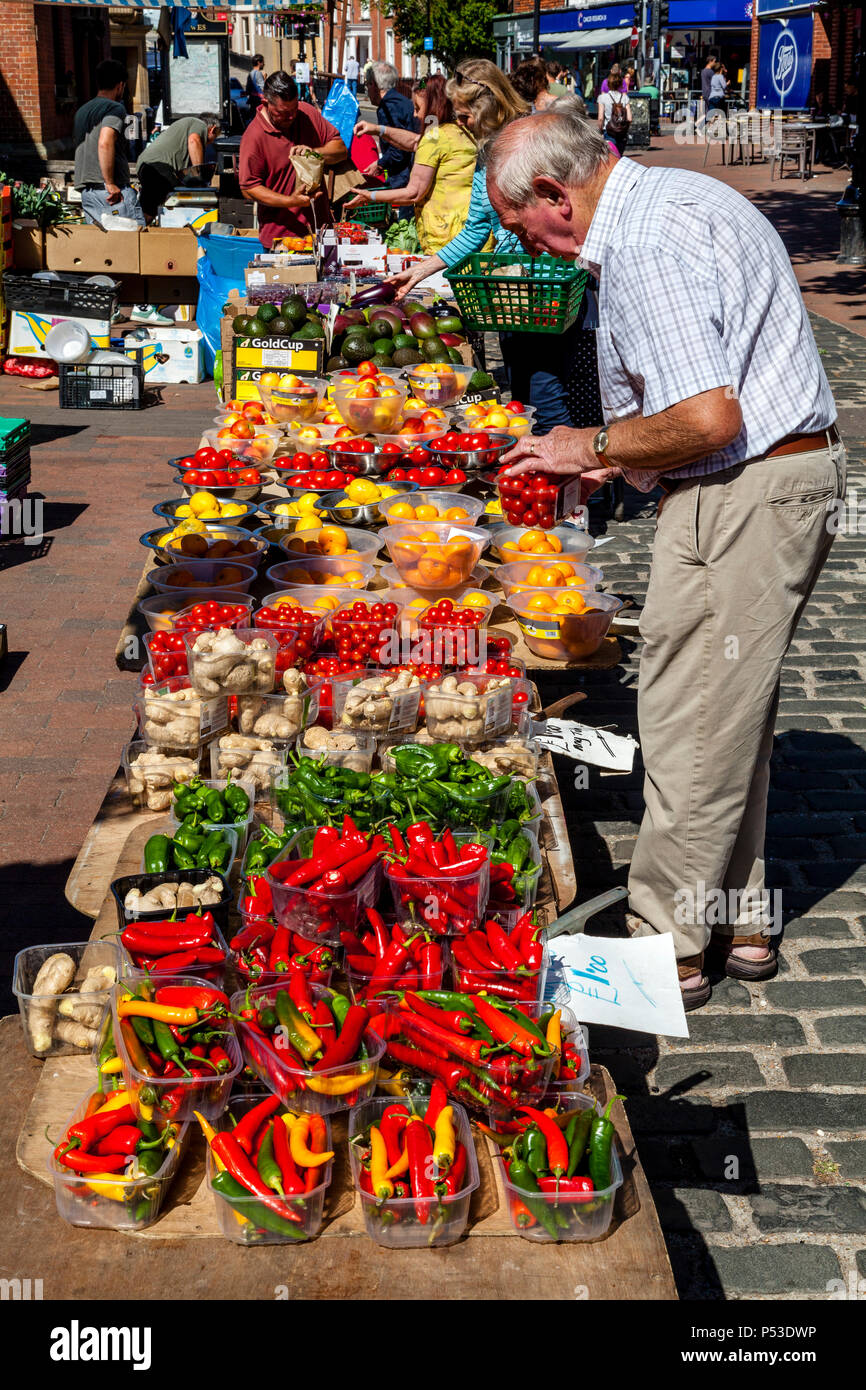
[769,126,813,181]
[702,112,737,166]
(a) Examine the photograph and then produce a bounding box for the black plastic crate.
[3,271,116,319]
[59,351,144,410]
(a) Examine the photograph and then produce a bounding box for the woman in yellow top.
[345,75,475,254]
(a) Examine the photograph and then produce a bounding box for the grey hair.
[199,112,221,133]
[369,61,398,92]
[486,111,610,208]
[547,93,587,118]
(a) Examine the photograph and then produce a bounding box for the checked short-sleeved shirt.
[578,158,837,491]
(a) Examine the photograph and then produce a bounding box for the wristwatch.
[591,428,613,470]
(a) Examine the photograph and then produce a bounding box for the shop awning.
[557,28,631,49]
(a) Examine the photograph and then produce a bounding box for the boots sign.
[755,13,813,110]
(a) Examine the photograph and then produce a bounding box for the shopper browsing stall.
[488,113,844,1009]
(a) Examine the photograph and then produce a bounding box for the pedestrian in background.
[363,61,418,205]
[73,58,145,228]
[597,68,631,155]
[511,57,556,112]
[246,54,266,112]
[708,61,728,114]
[343,52,360,97]
[600,63,621,95]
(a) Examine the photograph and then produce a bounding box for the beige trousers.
[628,440,847,958]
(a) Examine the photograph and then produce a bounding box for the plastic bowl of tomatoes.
[144,599,256,680]
[423,430,516,473]
[201,426,282,466]
[330,376,407,435]
[508,589,624,661]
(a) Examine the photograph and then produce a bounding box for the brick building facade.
[323,0,419,81]
[748,1,861,109]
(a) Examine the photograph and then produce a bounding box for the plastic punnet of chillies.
[341,905,445,999]
[232,877,336,984]
[350,1082,474,1244]
[479,1094,624,1240]
[198,1097,334,1243]
[365,987,558,1110]
[112,977,238,1125]
[232,981,385,1110]
[384,821,490,937]
[171,774,251,830]
[119,908,228,979]
[49,1084,183,1226]
[450,911,546,1002]
[266,818,384,943]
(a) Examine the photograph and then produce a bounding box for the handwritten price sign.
[548,933,689,1038]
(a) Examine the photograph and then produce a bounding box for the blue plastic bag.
[196,254,242,376]
[322,80,360,154]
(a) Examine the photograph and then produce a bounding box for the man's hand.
[342,190,371,211]
[354,120,377,137]
[362,160,381,178]
[104,182,123,205]
[501,425,600,478]
[283,192,312,210]
[289,143,313,156]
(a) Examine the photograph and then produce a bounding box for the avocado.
[295,318,324,340]
[270,317,289,336]
[392,333,417,352]
[257,302,279,324]
[245,317,266,339]
[326,354,349,371]
[280,294,308,327]
[231,314,251,337]
[392,347,424,367]
[372,337,395,356]
[421,336,447,361]
[469,369,494,390]
[447,347,464,364]
[342,335,377,364]
[370,353,396,369]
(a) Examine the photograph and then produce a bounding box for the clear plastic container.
[258,587,351,631]
[538,1007,591,1095]
[277,526,382,567]
[145,560,258,595]
[491,524,595,565]
[231,982,386,1114]
[13,940,120,1059]
[386,830,490,936]
[330,596,410,666]
[348,1094,479,1247]
[451,921,549,1003]
[496,559,604,599]
[425,672,523,744]
[265,828,382,947]
[122,739,203,812]
[381,521,489,593]
[137,589,255,633]
[495,1092,623,1242]
[161,525,269,570]
[206,1098,333,1244]
[167,774,256,845]
[185,627,279,698]
[331,377,407,434]
[404,365,470,408]
[331,667,423,737]
[110,868,232,934]
[234,687,318,745]
[294,726,376,772]
[119,913,231,985]
[112,972,241,1125]
[508,590,623,662]
[202,425,282,463]
[48,1087,191,1231]
[379,562,488,598]
[377,490,487,527]
[345,939,448,1003]
[209,734,289,795]
[447,734,539,782]
[135,679,230,750]
[257,376,328,425]
[265,556,376,589]
[139,817,239,880]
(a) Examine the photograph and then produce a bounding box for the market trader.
[239,70,347,247]
[136,113,221,221]
[488,112,844,1010]
[73,58,145,228]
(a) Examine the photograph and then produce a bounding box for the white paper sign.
[534,718,638,772]
[547,933,689,1038]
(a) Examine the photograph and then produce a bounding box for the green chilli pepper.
[525,1124,547,1177]
[256,1122,285,1197]
[210,1171,307,1240]
[143,834,171,874]
[588,1095,623,1193]
[509,1159,562,1238]
[566,1109,594,1177]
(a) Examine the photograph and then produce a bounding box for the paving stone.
[783,916,854,939]
[653,1051,766,1090]
[782,1054,866,1086]
[800,947,866,975]
[650,1186,733,1232]
[708,1244,841,1294]
[667,1014,805,1045]
[691,1136,814,1183]
[706,977,752,1006]
[826,1142,866,1178]
[815,1016,866,1044]
[728,1091,866,1131]
[764,980,866,1009]
[750,1184,866,1233]
[626,1098,719,1135]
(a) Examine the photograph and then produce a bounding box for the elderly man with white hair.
[488,113,844,1010]
[363,60,417,191]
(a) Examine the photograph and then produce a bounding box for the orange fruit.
[526,592,555,613]
[418,557,450,585]
[283,566,311,584]
[443,537,472,560]
[525,564,548,586]
[443,506,468,521]
[560,592,587,613]
[564,574,587,588]
[388,501,416,521]
[393,540,425,564]
[273,596,300,609]
[541,566,566,587]
[417,529,442,544]
[552,560,575,578]
[518,529,548,553]
[545,533,563,554]
[461,591,489,609]
[317,526,348,556]
[414,504,439,522]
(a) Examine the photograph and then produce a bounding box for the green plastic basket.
[445,253,587,335]
[350,201,392,228]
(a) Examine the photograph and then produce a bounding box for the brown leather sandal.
[709,931,777,981]
[678,953,711,1012]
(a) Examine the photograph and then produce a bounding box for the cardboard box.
[158,206,218,231]
[244,262,318,291]
[9,309,110,359]
[11,224,45,271]
[46,224,140,275]
[138,227,199,277]
[124,326,204,383]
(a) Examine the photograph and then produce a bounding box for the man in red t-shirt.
[239,70,347,247]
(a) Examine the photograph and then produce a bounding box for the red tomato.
[444,469,466,484]
[387,467,407,481]
[380,442,403,455]
[419,468,442,487]
[309,451,330,470]
[195,447,217,464]
[408,446,429,464]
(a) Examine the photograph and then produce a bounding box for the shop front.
[493,14,537,71]
[663,0,753,105]
[540,6,636,100]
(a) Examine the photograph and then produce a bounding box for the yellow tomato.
[414,504,439,522]
[526,592,556,613]
[461,591,489,608]
[345,478,380,504]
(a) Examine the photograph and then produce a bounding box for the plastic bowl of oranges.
[508,589,623,662]
[145,560,259,594]
[381,521,489,593]
[265,556,376,590]
[277,524,382,565]
[257,375,328,425]
[331,377,407,435]
[377,491,487,527]
[491,524,595,565]
[496,558,603,599]
[404,364,471,408]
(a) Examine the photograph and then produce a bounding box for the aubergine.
[349,280,396,309]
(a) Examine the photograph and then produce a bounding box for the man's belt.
[658,426,841,496]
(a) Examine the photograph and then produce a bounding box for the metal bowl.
[153,498,262,526]
[168,471,265,504]
[421,431,516,472]
[322,441,405,478]
[316,481,419,526]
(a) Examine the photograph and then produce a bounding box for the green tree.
[379,0,495,69]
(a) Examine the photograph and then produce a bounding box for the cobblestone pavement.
[539,314,866,1299]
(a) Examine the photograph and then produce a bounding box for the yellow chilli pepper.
[117,997,198,1027]
[85,1174,132,1203]
[369,1125,394,1199]
[96,1088,131,1114]
[433,1105,456,1172]
[289,1114,334,1168]
[385,1143,409,1181]
[99,1055,125,1076]
[547,1009,562,1080]
[376,1065,411,1097]
[306,1068,374,1096]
